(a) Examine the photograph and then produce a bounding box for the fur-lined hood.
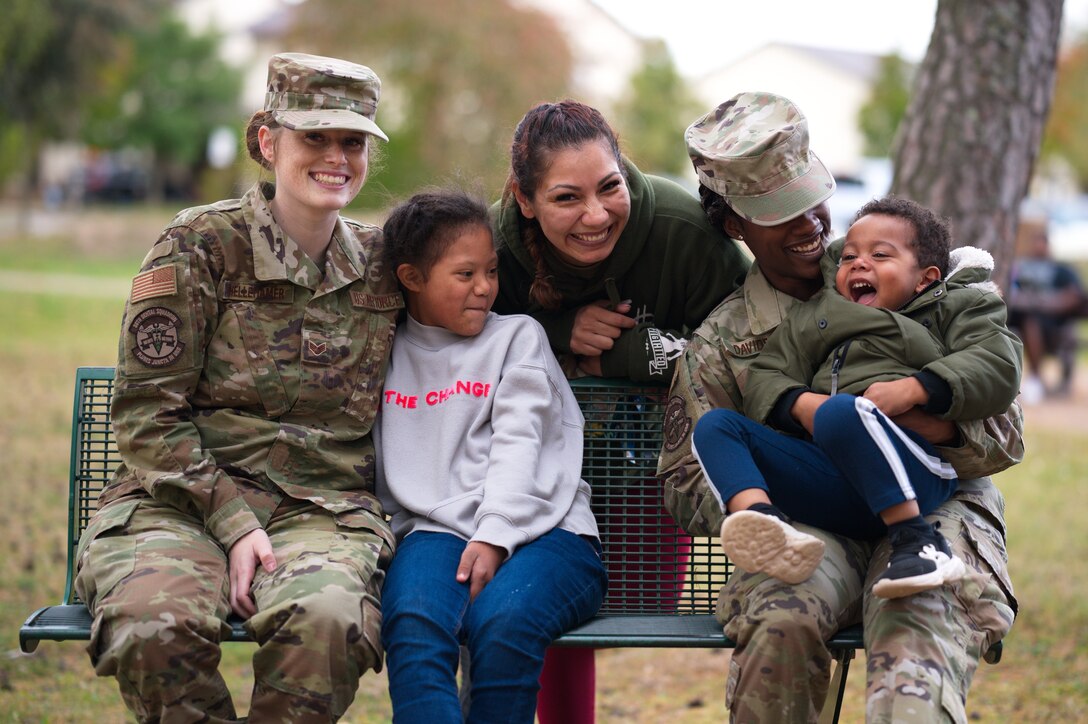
[948,246,1001,296]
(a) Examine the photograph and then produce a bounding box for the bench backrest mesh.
[65,369,732,613]
[65,368,121,604]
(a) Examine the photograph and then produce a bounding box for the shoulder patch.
[129,307,186,368]
[140,240,174,267]
[663,395,693,452]
[131,265,177,303]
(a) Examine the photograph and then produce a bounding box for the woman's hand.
[576,355,603,377]
[456,541,506,602]
[863,378,927,417]
[891,408,958,445]
[866,378,957,444]
[570,300,636,357]
[228,528,277,619]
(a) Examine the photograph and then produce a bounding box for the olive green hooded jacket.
[744,245,1023,430]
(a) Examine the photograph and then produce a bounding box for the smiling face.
[398,224,499,337]
[836,213,940,309]
[260,126,368,216]
[726,202,831,301]
[513,140,631,266]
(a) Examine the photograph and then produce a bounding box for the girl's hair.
[381,189,493,281]
[502,100,624,310]
[853,195,951,276]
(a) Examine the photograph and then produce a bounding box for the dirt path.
[1017,359,1088,432]
[0,269,129,298]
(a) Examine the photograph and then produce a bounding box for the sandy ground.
[1017,357,1088,431]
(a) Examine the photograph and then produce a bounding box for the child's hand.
[791,391,831,435]
[457,541,506,601]
[863,378,927,417]
[570,300,636,357]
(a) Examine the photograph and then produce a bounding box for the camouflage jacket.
[102,183,403,550]
[657,263,1025,539]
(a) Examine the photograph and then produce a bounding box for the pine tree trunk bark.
[891,0,1064,289]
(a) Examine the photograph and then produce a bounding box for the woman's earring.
[736,234,744,240]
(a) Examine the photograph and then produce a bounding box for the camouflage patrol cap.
[264,53,388,141]
[685,92,835,226]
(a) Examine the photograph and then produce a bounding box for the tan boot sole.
[720,511,826,584]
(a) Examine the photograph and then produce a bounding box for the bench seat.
[20,367,1001,722]
[22,604,867,652]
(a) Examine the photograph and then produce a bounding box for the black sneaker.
[872,521,966,599]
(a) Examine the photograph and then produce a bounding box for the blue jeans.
[692,394,959,540]
[381,529,607,724]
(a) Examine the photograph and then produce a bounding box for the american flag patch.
[131,265,177,303]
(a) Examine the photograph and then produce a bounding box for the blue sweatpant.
[691,394,959,541]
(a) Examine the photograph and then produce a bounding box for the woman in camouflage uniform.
[74,53,402,723]
[659,92,1022,723]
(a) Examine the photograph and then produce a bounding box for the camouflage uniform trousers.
[75,496,391,723]
[717,498,1014,724]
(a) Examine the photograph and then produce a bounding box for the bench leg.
[818,648,855,724]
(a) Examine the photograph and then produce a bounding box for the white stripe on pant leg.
[691,436,727,512]
[883,413,957,479]
[855,397,958,479]
[853,397,957,502]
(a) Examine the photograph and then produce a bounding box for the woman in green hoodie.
[493,99,750,383]
[492,99,750,723]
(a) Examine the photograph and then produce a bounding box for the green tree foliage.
[857,53,912,158]
[0,0,159,182]
[1042,36,1088,190]
[281,0,573,205]
[613,40,700,177]
[81,14,243,198]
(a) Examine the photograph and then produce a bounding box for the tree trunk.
[891,0,1064,290]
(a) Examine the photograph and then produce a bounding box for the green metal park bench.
[25,366,992,722]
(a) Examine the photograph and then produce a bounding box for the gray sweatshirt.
[375,312,599,556]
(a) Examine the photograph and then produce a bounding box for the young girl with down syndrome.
[376,189,607,722]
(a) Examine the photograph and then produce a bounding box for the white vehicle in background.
[828,159,892,238]
[1046,197,1088,261]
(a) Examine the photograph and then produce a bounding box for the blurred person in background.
[1008,227,1087,402]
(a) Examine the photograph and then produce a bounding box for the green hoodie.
[492,158,750,382]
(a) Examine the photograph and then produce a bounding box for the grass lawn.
[2,229,1085,721]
